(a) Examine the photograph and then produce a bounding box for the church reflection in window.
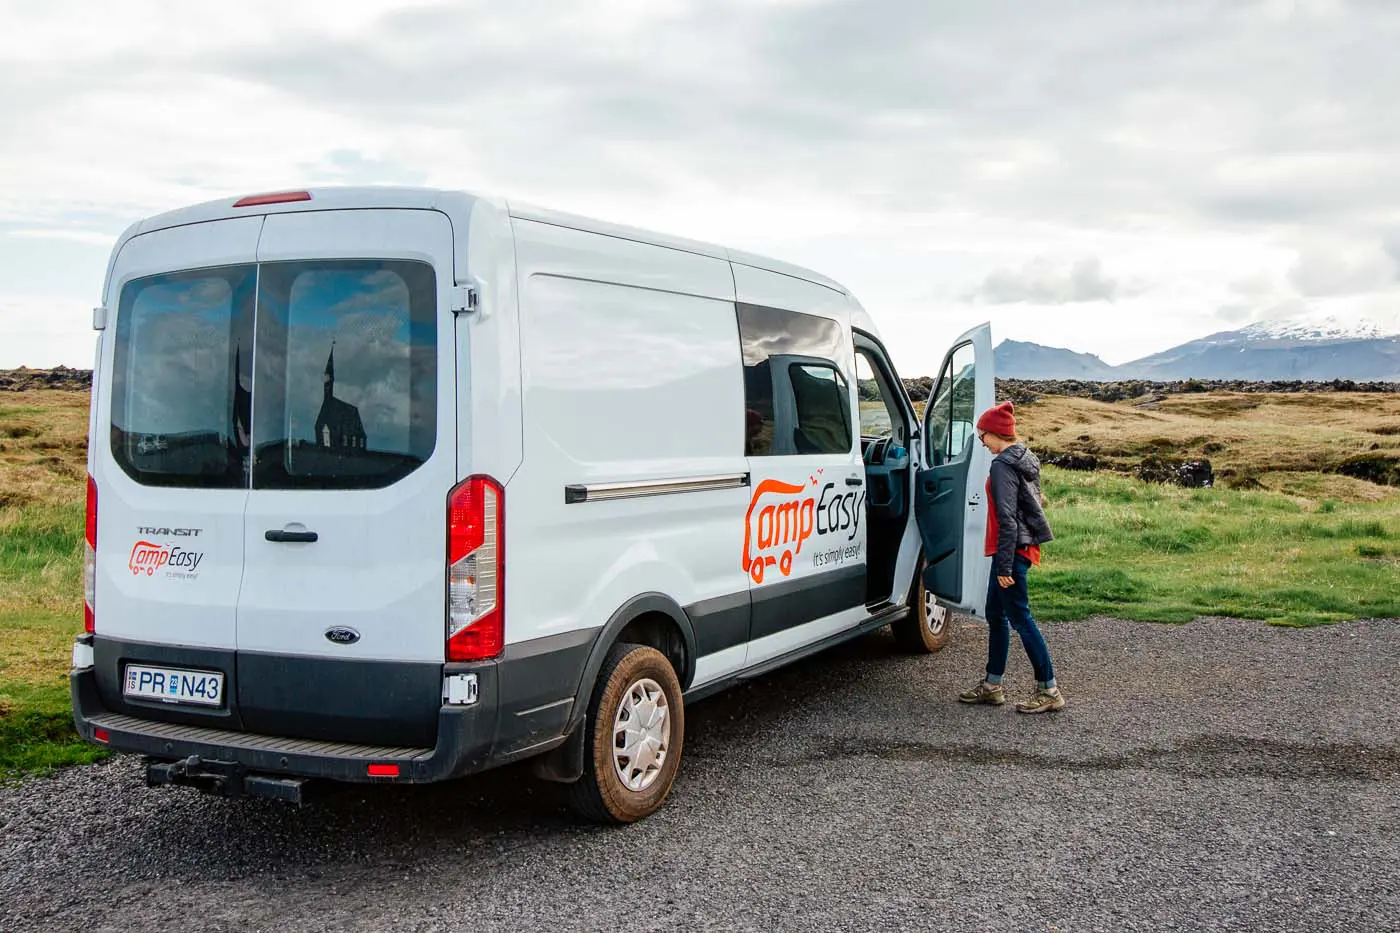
[313,343,367,451]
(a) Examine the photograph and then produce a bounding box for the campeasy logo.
[742,470,865,585]
[129,541,205,577]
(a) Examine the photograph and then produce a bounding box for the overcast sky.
[3,0,1399,376]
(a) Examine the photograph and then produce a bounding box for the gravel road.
[3,616,1398,933]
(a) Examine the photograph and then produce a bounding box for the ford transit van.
[71,186,995,823]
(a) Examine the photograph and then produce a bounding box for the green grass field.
[1,393,109,777]
[1,386,1399,778]
[1031,468,1400,624]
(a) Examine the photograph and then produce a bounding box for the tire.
[566,642,685,824]
[891,561,953,653]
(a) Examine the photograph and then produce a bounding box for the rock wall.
[0,366,92,391]
[927,377,1398,403]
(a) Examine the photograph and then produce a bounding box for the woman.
[958,401,1065,713]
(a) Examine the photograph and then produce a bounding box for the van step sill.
[87,712,433,761]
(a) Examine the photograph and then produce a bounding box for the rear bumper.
[70,656,498,784]
[69,627,596,785]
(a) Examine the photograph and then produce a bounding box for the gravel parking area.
[3,616,1398,932]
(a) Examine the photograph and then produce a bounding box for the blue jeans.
[984,554,1056,689]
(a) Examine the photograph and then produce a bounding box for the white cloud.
[972,257,1125,305]
[1288,243,1397,297]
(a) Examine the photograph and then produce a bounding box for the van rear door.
[235,209,457,743]
[94,217,259,670]
[914,322,995,618]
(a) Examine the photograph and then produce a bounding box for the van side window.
[925,342,976,466]
[251,260,437,490]
[109,266,255,488]
[736,303,851,456]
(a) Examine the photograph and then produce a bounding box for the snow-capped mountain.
[1237,310,1400,343]
[997,312,1400,381]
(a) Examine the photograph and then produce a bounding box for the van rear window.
[250,260,437,490]
[109,259,436,491]
[109,267,255,487]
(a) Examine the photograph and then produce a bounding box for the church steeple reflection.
[314,342,367,450]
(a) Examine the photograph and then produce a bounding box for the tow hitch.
[145,755,310,805]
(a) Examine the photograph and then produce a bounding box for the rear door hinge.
[449,285,478,314]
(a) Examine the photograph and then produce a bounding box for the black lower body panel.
[238,651,441,748]
[492,629,594,759]
[750,564,867,641]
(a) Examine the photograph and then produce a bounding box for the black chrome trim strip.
[565,472,750,504]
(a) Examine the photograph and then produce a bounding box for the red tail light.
[446,476,504,661]
[84,474,97,633]
[232,190,312,207]
[93,728,109,744]
[367,763,399,778]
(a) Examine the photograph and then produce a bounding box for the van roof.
[124,185,850,296]
[506,200,849,295]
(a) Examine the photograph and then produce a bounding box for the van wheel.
[566,642,685,824]
[892,563,953,653]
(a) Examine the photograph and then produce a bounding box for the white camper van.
[71,186,994,823]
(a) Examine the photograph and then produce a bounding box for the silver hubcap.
[924,589,948,637]
[612,677,670,792]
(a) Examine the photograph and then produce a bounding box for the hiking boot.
[1015,687,1066,714]
[958,681,1006,706]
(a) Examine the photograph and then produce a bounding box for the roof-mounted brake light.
[232,190,312,208]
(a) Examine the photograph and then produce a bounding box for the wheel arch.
[533,593,697,784]
[582,593,697,696]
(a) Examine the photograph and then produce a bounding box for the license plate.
[123,664,224,707]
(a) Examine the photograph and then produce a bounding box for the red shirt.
[984,477,1041,566]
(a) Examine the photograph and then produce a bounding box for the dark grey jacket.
[989,445,1054,576]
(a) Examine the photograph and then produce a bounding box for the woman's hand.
[998,575,1016,589]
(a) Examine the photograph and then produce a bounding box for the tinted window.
[790,363,853,454]
[926,342,976,465]
[737,303,848,456]
[109,266,254,487]
[251,260,437,489]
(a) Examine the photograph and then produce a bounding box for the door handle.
[846,477,864,487]
[265,528,318,543]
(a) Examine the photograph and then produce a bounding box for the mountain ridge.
[991,339,1119,380]
[999,316,1400,381]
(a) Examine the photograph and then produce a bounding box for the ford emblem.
[324,626,360,645]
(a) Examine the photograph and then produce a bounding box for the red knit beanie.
[976,402,1016,437]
